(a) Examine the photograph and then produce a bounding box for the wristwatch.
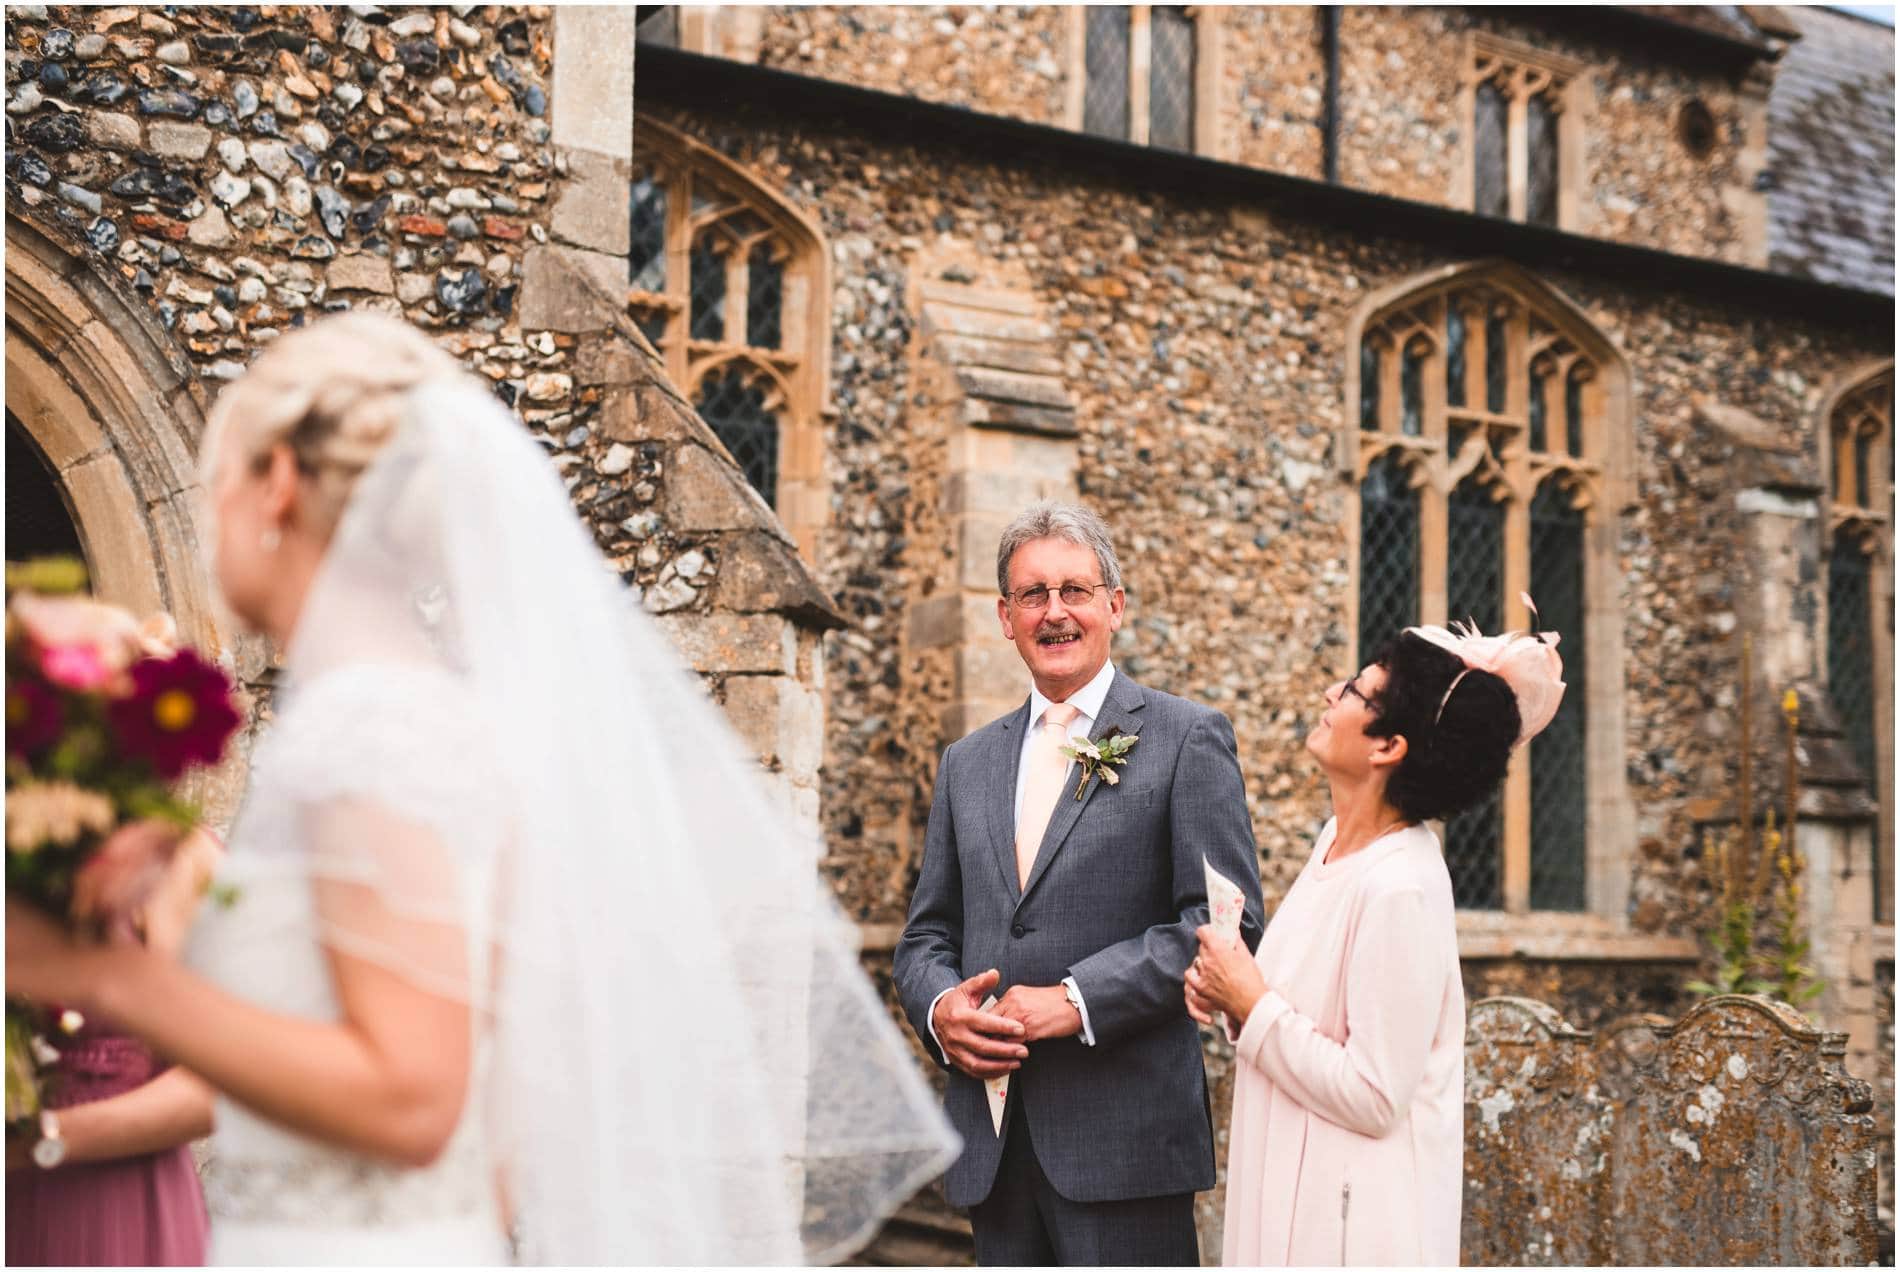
[31,1111,66,1170]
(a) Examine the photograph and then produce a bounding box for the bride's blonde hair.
[202,312,463,540]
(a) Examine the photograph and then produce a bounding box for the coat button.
[1011,924,1026,938]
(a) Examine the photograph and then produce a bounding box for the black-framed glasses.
[1005,581,1112,612]
[1340,671,1377,711]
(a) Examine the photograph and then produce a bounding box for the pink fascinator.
[1404,594,1566,747]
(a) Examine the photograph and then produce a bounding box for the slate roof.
[1765,6,1896,295]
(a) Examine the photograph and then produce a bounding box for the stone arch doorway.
[6,209,252,816]
[7,411,85,563]
[4,209,231,660]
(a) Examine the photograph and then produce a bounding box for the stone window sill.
[1456,911,1700,961]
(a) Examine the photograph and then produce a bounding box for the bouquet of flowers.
[4,557,242,1126]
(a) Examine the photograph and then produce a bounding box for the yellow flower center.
[153,688,197,732]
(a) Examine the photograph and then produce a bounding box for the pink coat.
[1221,821,1465,1265]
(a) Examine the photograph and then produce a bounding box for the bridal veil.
[281,371,957,1263]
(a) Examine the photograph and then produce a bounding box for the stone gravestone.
[1597,996,1878,1266]
[1463,997,1613,1265]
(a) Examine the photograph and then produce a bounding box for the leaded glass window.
[635,6,678,46]
[1401,341,1425,437]
[1828,530,1876,791]
[1358,451,1419,659]
[1485,310,1507,413]
[1530,480,1587,911]
[697,368,778,507]
[626,119,829,557]
[1360,342,1381,432]
[1444,478,1506,909]
[689,241,726,342]
[1528,364,1549,452]
[629,172,668,295]
[1446,308,1468,410]
[1823,366,1893,921]
[1354,266,1613,916]
[1149,6,1195,153]
[1527,94,1559,228]
[1469,37,1583,227]
[746,244,783,351]
[1565,364,1585,457]
[1083,7,1131,140]
[1474,82,1508,219]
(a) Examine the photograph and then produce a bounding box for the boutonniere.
[1059,726,1140,801]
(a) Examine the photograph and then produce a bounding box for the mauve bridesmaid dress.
[6,1024,209,1267]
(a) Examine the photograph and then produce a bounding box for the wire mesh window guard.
[1359,451,1420,659]
[696,368,778,506]
[1083,7,1132,140]
[1149,6,1195,152]
[1474,82,1508,218]
[1526,93,1560,228]
[745,244,783,351]
[1445,478,1506,909]
[1529,480,1587,911]
[689,242,726,342]
[629,173,668,295]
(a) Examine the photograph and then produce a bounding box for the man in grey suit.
[895,501,1265,1265]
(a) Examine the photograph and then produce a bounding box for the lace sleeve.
[261,664,508,1002]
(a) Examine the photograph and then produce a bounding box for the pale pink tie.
[1017,703,1081,890]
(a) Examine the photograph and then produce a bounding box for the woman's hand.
[1185,924,1267,1029]
[5,896,125,1012]
[70,819,188,928]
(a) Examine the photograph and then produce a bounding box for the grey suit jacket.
[895,670,1266,1208]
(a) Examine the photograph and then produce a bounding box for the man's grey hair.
[995,500,1123,596]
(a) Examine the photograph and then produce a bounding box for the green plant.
[1687,654,1824,1006]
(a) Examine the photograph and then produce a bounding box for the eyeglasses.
[1339,671,1377,711]
[1004,581,1112,612]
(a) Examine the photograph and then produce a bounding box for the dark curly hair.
[1360,631,1522,823]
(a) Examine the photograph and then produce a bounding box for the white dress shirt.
[927,661,1115,1061]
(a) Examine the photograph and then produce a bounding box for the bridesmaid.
[7,830,221,1267]
[1185,613,1564,1265]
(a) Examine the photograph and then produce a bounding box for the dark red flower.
[6,675,63,758]
[107,650,242,781]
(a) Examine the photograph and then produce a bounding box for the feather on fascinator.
[1405,593,1566,748]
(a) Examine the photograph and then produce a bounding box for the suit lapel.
[988,699,1032,899]
[1017,672,1147,908]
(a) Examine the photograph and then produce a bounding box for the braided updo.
[201,312,462,541]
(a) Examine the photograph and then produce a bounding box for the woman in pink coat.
[1185,610,1565,1265]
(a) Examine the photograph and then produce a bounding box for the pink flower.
[39,645,111,692]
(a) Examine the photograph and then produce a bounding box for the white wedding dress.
[179,375,956,1265]
[188,663,511,1265]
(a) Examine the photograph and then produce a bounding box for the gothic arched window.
[1346,263,1630,917]
[626,120,830,560]
[1071,6,1210,154]
[1464,33,1587,231]
[1822,363,1893,919]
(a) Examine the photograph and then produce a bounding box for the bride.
[6,313,957,1264]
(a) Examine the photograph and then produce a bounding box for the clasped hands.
[931,968,1081,1081]
[1183,924,1267,1031]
